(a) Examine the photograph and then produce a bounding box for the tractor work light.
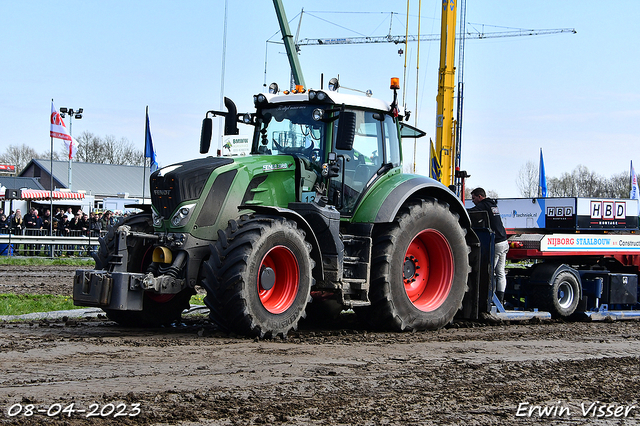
[312,108,324,121]
[254,94,267,104]
[328,78,339,91]
[390,77,400,90]
[242,113,252,124]
[268,82,279,94]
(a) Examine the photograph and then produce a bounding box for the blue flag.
[631,161,639,200]
[539,148,547,197]
[145,107,158,172]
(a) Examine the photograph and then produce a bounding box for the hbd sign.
[590,201,626,220]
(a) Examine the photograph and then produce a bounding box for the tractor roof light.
[316,91,327,101]
[294,85,305,93]
[328,78,339,91]
[309,90,316,100]
[268,82,279,94]
[254,93,267,105]
[390,77,400,90]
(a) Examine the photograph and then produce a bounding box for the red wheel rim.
[403,229,454,312]
[257,245,300,314]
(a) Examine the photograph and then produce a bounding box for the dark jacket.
[468,198,508,243]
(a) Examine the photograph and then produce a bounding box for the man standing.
[24,208,43,256]
[468,187,509,305]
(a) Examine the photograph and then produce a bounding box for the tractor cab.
[199,78,425,217]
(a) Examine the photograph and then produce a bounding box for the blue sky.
[2,1,638,197]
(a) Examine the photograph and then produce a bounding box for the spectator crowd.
[0,207,124,256]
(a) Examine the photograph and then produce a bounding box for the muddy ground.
[1,264,640,425]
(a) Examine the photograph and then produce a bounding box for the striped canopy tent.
[0,189,85,201]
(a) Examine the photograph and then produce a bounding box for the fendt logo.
[591,201,625,220]
[154,189,171,196]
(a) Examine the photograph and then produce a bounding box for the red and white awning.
[0,189,85,201]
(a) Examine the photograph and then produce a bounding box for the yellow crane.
[283,3,575,193]
[434,0,457,188]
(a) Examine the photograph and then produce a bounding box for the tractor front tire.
[203,215,313,338]
[368,198,470,331]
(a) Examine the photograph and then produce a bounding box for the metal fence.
[0,230,108,257]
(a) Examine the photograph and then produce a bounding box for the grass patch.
[0,294,81,316]
[190,294,206,306]
[0,293,206,317]
[0,257,95,267]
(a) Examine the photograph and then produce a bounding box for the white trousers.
[494,240,509,293]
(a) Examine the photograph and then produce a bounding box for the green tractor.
[74,78,480,337]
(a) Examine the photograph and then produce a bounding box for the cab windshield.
[252,104,326,164]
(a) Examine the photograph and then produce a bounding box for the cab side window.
[383,115,401,167]
[334,110,384,213]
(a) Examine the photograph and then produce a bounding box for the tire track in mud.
[1,265,640,425]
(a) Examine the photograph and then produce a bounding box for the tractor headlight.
[152,207,163,226]
[170,203,196,228]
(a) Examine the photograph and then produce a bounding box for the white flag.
[50,101,78,159]
[50,102,72,142]
[631,162,639,200]
[64,139,78,160]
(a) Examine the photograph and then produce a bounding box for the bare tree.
[69,131,144,166]
[516,160,539,197]
[0,144,40,173]
[548,165,627,198]
[606,172,629,198]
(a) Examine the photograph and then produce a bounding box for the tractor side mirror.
[224,97,239,136]
[200,117,212,154]
[335,111,356,151]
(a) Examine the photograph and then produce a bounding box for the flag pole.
[142,106,148,204]
[50,100,54,239]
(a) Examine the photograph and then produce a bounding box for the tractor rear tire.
[97,213,193,327]
[202,214,313,338]
[368,198,470,331]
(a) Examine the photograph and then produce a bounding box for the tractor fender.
[238,205,324,282]
[361,174,473,232]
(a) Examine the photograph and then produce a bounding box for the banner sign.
[541,234,640,252]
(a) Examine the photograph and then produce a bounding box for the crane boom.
[272,0,306,88]
[296,28,576,47]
